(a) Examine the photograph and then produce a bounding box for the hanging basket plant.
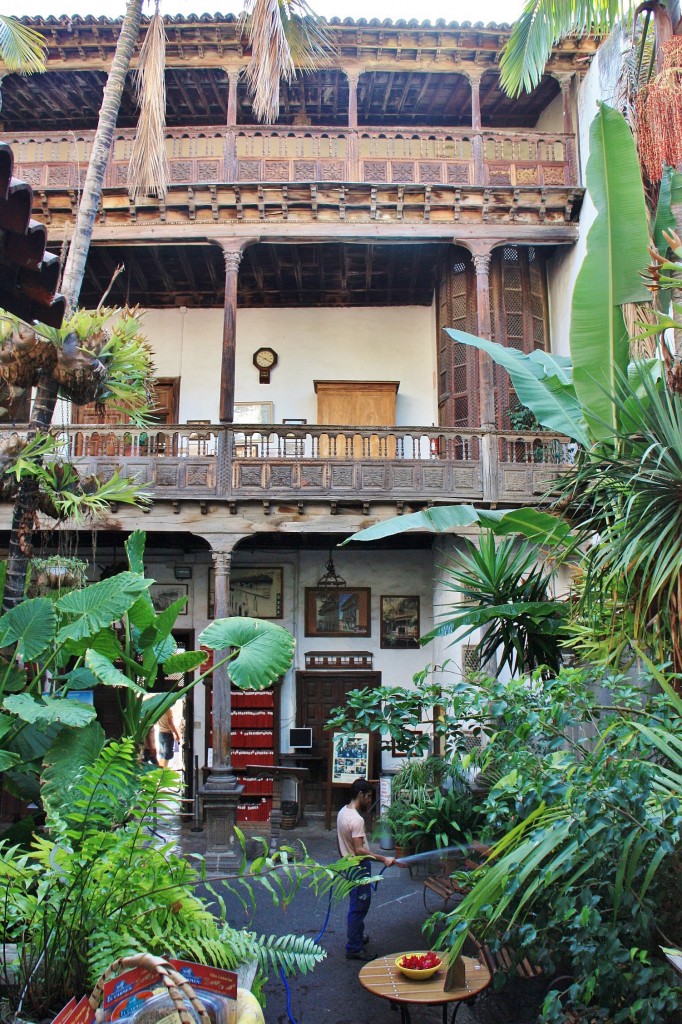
[30,555,89,596]
[0,315,56,389]
[636,37,682,183]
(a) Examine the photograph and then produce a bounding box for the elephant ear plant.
[0,529,295,803]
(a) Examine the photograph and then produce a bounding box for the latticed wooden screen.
[437,244,548,429]
[490,245,548,429]
[437,247,477,427]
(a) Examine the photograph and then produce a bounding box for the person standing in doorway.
[337,778,395,961]
[157,705,181,768]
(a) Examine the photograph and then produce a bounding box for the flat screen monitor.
[289,727,313,750]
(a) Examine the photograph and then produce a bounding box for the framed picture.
[380,595,420,649]
[209,566,283,619]
[150,583,189,616]
[331,731,371,784]
[233,402,274,424]
[305,587,371,637]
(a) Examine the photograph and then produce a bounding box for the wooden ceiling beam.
[381,72,396,115]
[150,247,176,292]
[177,247,198,291]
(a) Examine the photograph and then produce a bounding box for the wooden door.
[314,380,398,458]
[73,378,180,456]
[296,670,381,815]
[73,378,180,425]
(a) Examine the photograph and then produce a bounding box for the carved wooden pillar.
[225,68,241,182]
[200,544,244,864]
[345,70,361,180]
[217,237,258,423]
[467,72,485,185]
[470,244,497,501]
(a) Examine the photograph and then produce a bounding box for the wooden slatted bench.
[468,931,544,983]
[423,840,491,912]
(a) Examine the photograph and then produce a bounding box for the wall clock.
[253,347,278,383]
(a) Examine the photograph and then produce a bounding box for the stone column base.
[199,778,244,874]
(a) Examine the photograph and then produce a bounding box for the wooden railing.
[13,423,574,506]
[9,124,577,191]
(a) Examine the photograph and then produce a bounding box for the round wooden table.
[358,953,491,1024]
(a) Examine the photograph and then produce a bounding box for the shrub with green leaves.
[1,739,357,1018]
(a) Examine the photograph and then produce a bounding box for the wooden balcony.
[9,124,577,193]
[20,422,575,509]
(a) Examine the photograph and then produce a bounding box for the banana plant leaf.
[571,103,651,443]
[444,329,589,445]
[346,505,572,548]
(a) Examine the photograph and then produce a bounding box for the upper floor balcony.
[11,421,574,510]
[8,123,576,194]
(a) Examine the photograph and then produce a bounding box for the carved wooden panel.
[488,165,512,185]
[391,161,415,182]
[321,161,345,180]
[542,165,566,185]
[446,163,470,184]
[170,160,193,181]
[419,162,442,183]
[265,160,290,180]
[197,160,220,180]
[48,165,71,186]
[293,160,316,180]
[237,160,261,180]
[515,165,539,185]
[300,465,324,487]
[364,161,388,182]
[20,165,44,186]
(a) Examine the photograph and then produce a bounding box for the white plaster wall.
[534,91,564,133]
[547,31,628,356]
[139,303,438,425]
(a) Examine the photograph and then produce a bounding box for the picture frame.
[304,587,371,638]
[150,583,189,616]
[233,402,274,424]
[208,566,283,619]
[331,731,371,785]
[380,595,420,649]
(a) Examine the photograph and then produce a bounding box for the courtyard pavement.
[172,816,550,1024]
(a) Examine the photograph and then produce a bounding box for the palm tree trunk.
[3,0,143,610]
[60,0,143,307]
[4,375,59,609]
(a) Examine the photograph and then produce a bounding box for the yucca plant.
[423,531,567,677]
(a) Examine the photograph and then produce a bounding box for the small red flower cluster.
[399,953,441,970]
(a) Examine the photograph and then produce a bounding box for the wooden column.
[225,68,241,182]
[217,237,258,423]
[556,74,576,185]
[226,67,240,126]
[200,544,244,865]
[346,70,361,180]
[470,244,497,502]
[468,72,485,185]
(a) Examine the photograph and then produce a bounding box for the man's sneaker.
[346,950,374,962]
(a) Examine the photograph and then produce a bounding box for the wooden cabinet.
[314,380,399,457]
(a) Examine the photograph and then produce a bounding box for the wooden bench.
[423,843,543,986]
[423,841,491,912]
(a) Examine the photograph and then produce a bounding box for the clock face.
[254,348,276,369]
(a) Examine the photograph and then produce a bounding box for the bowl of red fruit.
[395,951,442,980]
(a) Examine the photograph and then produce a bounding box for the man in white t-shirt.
[337,778,395,961]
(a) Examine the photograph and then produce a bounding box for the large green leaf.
[0,750,20,770]
[199,617,295,690]
[62,626,123,661]
[571,104,651,443]
[125,529,147,575]
[652,165,682,254]
[41,719,106,817]
[85,650,146,693]
[56,572,153,643]
[0,598,57,660]
[346,505,572,547]
[161,650,208,674]
[444,330,589,444]
[3,693,96,726]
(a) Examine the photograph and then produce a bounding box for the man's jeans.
[346,859,372,954]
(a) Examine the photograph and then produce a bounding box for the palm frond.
[0,16,46,74]
[127,9,169,201]
[499,0,625,97]
[241,0,333,123]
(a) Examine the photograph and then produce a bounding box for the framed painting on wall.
[380,595,420,649]
[208,566,283,619]
[233,402,274,424]
[150,583,189,616]
[331,731,371,784]
[304,587,371,637]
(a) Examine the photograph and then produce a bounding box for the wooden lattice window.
[490,245,548,430]
[437,247,477,427]
[462,643,480,675]
[436,245,548,429]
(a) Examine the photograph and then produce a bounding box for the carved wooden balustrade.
[6,423,574,507]
[9,125,577,190]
